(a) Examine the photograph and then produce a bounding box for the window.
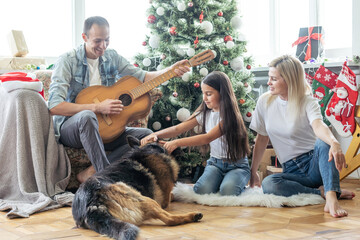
[0,0,72,57]
[240,0,354,66]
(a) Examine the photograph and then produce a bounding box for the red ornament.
[246,112,252,117]
[194,82,200,88]
[165,115,171,121]
[169,26,177,36]
[246,64,251,70]
[223,60,229,65]
[217,11,223,17]
[194,36,199,48]
[173,91,178,97]
[224,35,233,43]
[147,15,156,24]
[239,99,246,104]
[142,41,147,46]
[199,10,204,23]
[133,63,139,67]
[188,1,193,7]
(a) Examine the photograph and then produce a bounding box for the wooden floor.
[1,179,360,240]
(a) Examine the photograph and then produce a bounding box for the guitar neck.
[130,62,191,99]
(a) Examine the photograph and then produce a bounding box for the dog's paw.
[193,213,203,222]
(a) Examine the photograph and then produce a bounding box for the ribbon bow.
[292,27,323,61]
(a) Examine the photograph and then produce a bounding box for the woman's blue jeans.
[193,156,250,196]
[262,139,341,198]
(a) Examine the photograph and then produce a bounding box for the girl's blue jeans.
[262,139,341,198]
[193,156,250,196]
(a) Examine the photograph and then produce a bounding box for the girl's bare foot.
[324,191,348,218]
[76,166,96,183]
[340,189,355,199]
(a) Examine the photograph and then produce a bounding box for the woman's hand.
[328,141,346,172]
[249,171,261,188]
[140,133,158,146]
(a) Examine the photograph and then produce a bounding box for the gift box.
[292,26,324,62]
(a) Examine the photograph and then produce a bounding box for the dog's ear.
[126,135,140,149]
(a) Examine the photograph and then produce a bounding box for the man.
[48,16,190,183]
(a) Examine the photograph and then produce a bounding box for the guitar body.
[76,76,151,143]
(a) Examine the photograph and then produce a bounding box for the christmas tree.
[134,0,256,180]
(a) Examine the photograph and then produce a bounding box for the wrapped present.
[292,26,324,62]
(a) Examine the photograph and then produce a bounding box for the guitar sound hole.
[119,94,132,106]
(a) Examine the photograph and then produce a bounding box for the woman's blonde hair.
[267,55,311,119]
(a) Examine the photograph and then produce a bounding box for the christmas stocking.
[311,65,338,126]
[0,72,44,98]
[325,62,358,137]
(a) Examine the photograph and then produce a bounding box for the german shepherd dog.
[72,135,203,240]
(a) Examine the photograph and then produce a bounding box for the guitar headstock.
[188,49,215,67]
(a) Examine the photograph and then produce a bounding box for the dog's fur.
[72,135,203,240]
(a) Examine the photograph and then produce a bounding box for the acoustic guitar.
[75,49,215,143]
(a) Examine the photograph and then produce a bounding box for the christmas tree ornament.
[187,48,195,57]
[177,48,185,56]
[165,115,171,121]
[224,35,233,43]
[311,65,338,126]
[194,36,199,48]
[230,16,242,29]
[177,107,191,122]
[188,1,193,7]
[194,82,200,88]
[173,91,179,97]
[246,64,251,70]
[142,41,147,46]
[212,50,217,58]
[152,121,161,130]
[199,67,208,76]
[200,21,213,35]
[244,82,248,87]
[147,15,156,24]
[142,58,151,67]
[182,72,191,82]
[245,84,252,93]
[177,2,186,11]
[325,62,358,137]
[242,112,252,122]
[156,7,165,16]
[193,125,202,134]
[169,26,177,36]
[149,35,160,48]
[223,60,229,65]
[230,57,244,71]
[226,41,235,49]
[133,63,139,67]
[239,98,246,104]
[199,10,204,23]
[217,11,223,17]
[157,64,165,71]
[161,54,166,60]
[178,18,187,24]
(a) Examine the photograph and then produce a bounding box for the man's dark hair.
[83,16,109,36]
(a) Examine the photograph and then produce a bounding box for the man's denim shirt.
[48,44,146,142]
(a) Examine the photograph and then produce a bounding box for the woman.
[249,55,354,218]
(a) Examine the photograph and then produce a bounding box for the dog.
[72,135,203,240]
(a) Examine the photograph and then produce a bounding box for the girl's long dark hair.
[196,71,250,162]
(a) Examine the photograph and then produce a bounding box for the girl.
[249,55,354,218]
[141,71,251,196]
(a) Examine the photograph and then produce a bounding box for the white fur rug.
[172,182,325,208]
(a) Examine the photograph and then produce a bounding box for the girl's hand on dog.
[141,133,158,146]
[163,140,179,154]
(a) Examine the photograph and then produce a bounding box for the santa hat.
[0,72,44,98]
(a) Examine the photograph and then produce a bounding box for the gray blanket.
[0,88,73,218]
